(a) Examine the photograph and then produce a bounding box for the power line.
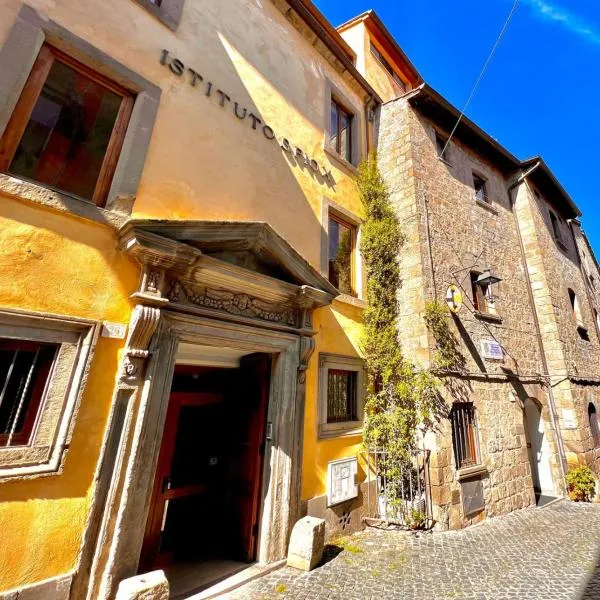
[441,0,521,157]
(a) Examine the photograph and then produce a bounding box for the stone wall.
[377,96,562,528]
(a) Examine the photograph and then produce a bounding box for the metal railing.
[361,449,433,530]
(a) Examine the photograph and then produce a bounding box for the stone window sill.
[475,198,498,215]
[0,173,129,229]
[457,464,488,481]
[334,294,368,309]
[474,310,503,324]
[323,144,359,177]
[318,423,363,440]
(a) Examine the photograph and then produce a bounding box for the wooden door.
[230,354,271,562]
[140,390,224,571]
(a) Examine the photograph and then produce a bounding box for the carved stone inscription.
[167,279,298,327]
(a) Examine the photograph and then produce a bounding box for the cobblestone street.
[226,501,600,600]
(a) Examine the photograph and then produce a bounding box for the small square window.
[0,45,133,207]
[550,211,565,246]
[470,271,496,315]
[0,340,58,447]
[436,133,450,163]
[330,98,353,163]
[0,309,97,479]
[473,174,489,204]
[318,354,365,439]
[450,403,481,470]
[328,213,356,297]
[327,369,358,423]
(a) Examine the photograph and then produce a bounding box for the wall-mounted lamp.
[475,269,502,302]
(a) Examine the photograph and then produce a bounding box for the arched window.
[589,403,600,447]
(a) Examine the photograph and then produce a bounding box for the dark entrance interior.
[139,353,271,598]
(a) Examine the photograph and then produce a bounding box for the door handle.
[161,476,171,494]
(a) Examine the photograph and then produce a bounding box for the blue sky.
[315,0,600,252]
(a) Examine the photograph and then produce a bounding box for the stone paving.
[225,501,600,600]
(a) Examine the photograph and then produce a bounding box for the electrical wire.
[441,0,521,157]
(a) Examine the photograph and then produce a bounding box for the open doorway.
[139,352,271,598]
[523,397,556,506]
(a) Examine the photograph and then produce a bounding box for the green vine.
[358,155,443,514]
[423,300,465,371]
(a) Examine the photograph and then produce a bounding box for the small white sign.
[101,322,127,339]
[562,409,577,429]
[327,457,358,507]
[481,339,504,360]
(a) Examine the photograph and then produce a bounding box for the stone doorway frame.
[73,220,335,600]
[79,309,311,600]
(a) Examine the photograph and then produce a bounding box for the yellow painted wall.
[0,196,139,591]
[0,0,368,590]
[339,20,409,103]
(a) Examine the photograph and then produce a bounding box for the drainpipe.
[364,95,376,155]
[507,167,568,489]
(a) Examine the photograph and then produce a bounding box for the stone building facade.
[340,11,600,530]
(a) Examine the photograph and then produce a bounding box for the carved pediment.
[119,220,336,333]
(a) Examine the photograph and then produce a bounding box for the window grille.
[450,403,480,469]
[327,369,358,423]
[0,340,57,447]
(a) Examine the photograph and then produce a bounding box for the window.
[327,369,358,423]
[0,340,58,447]
[595,308,600,332]
[328,213,356,296]
[0,45,133,207]
[470,271,496,315]
[568,288,585,328]
[550,211,565,246]
[318,354,365,438]
[589,403,600,447]
[330,98,353,163]
[473,173,489,204]
[589,274,596,291]
[0,309,97,479]
[369,42,406,92]
[450,403,480,470]
[436,133,450,163]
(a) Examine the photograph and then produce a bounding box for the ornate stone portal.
[75,220,336,600]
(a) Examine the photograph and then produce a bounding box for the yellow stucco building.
[0,1,420,598]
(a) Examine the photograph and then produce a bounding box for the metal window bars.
[361,449,433,530]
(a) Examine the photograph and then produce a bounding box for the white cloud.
[524,0,600,46]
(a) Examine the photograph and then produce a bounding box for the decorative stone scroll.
[167,279,299,327]
[120,305,161,381]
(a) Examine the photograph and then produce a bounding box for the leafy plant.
[358,154,444,517]
[566,465,596,502]
[423,300,465,371]
[405,507,427,530]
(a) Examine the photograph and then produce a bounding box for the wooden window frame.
[450,402,481,470]
[330,97,354,164]
[0,339,57,448]
[328,211,357,297]
[470,271,496,315]
[436,132,451,164]
[0,44,134,208]
[318,353,365,439]
[472,173,489,204]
